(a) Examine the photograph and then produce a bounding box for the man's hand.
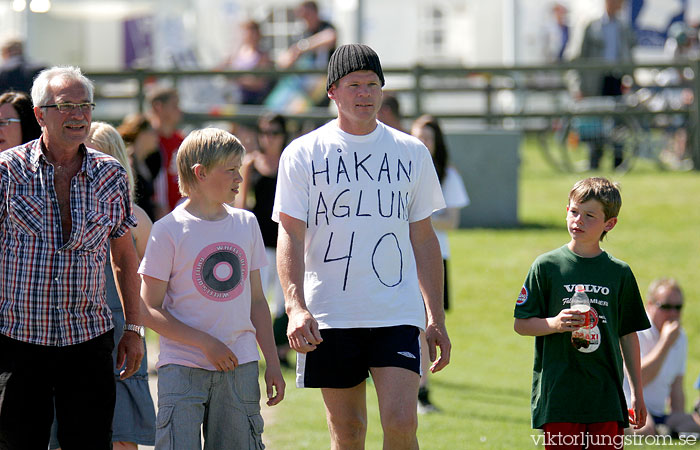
[425,321,451,373]
[287,308,323,353]
[276,47,300,69]
[660,320,681,346]
[116,330,145,380]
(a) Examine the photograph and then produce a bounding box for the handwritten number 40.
[323,231,403,291]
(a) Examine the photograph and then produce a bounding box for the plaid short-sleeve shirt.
[0,139,137,346]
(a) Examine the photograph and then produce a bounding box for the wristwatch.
[124,323,145,338]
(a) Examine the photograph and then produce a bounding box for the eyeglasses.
[656,303,683,311]
[0,118,21,127]
[41,103,95,113]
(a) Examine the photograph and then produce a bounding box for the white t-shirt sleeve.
[272,143,309,224]
[138,220,174,282]
[442,166,469,209]
[408,146,446,223]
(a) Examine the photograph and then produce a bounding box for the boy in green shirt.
[514,177,650,448]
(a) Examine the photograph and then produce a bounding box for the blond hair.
[647,278,682,304]
[176,128,245,197]
[88,122,135,196]
[568,177,621,240]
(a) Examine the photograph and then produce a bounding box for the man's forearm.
[277,215,309,314]
[410,218,444,325]
[640,338,674,386]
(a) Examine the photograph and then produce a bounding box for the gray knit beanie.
[326,44,385,91]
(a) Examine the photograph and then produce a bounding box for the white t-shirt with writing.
[272,120,445,330]
[623,318,687,416]
[139,204,267,370]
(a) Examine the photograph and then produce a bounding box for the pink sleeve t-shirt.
[139,204,267,370]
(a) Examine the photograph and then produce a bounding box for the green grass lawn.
[260,133,700,449]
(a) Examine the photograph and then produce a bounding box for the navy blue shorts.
[296,325,421,389]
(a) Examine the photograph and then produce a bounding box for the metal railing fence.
[86,59,700,169]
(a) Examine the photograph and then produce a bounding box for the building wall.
[0,0,682,73]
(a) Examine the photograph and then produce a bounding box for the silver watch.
[124,323,145,338]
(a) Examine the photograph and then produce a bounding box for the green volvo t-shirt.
[514,245,650,429]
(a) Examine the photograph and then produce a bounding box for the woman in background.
[235,112,291,366]
[118,113,162,221]
[411,114,469,414]
[219,20,273,105]
[0,90,41,151]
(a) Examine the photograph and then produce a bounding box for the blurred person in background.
[229,120,259,154]
[274,1,337,108]
[658,21,698,169]
[147,86,184,217]
[411,115,469,414]
[118,113,162,221]
[277,1,337,70]
[543,2,570,62]
[0,90,41,151]
[0,38,45,95]
[571,0,636,170]
[624,278,700,436]
[377,92,405,133]
[218,20,273,105]
[664,21,699,59]
[49,122,156,450]
[236,112,291,367]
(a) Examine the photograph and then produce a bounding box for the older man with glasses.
[624,278,700,436]
[0,66,143,449]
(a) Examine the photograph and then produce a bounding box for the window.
[418,3,447,60]
[259,5,301,60]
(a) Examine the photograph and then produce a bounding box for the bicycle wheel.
[607,115,643,173]
[547,115,642,173]
[535,118,573,172]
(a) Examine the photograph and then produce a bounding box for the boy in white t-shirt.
[139,128,284,449]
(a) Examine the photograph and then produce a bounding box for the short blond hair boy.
[139,127,284,448]
[176,128,245,197]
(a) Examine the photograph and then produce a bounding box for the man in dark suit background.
[572,0,636,170]
[0,39,46,95]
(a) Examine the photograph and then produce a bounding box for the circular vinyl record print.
[192,242,248,302]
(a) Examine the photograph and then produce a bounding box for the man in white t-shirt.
[273,43,451,449]
[625,278,700,435]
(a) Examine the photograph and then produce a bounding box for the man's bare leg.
[371,366,420,450]
[322,381,368,450]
